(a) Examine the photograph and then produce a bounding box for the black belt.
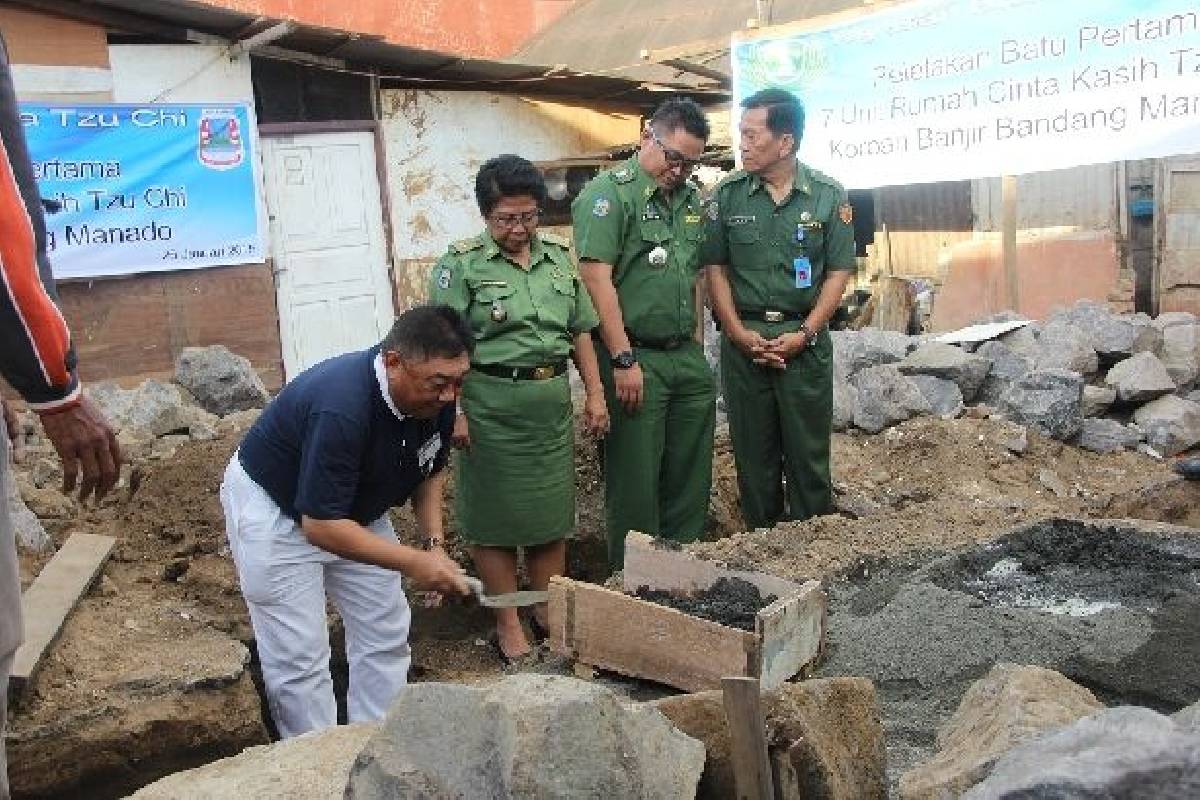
[473,362,567,381]
[627,334,690,351]
[737,309,806,323]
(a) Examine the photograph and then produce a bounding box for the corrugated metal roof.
[515,0,866,87]
[25,0,725,105]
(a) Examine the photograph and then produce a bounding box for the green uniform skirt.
[455,371,575,547]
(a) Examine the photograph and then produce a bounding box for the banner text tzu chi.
[19,103,265,280]
[731,0,1200,189]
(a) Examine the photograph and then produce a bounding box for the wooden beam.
[641,35,732,65]
[661,58,730,88]
[228,20,298,58]
[1002,174,1020,312]
[722,677,775,800]
[10,533,115,696]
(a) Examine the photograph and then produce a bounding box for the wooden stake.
[1002,174,1019,312]
[722,676,775,800]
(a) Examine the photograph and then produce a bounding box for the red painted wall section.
[209,0,575,58]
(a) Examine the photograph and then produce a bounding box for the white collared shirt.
[373,353,405,421]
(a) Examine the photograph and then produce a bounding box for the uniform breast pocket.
[800,224,825,260]
[728,225,763,267]
[472,284,518,329]
[540,276,576,329]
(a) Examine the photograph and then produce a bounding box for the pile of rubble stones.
[832,300,1200,458]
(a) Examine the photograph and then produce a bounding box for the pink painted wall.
[206,0,576,58]
[931,233,1122,331]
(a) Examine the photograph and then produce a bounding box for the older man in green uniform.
[573,98,716,570]
[703,88,856,529]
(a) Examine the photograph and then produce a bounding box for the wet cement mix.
[633,577,778,630]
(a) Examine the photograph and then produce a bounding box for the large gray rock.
[128,724,376,800]
[656,678,887,800]
[851,365,932,434]
[174,345,270,416]
[1133,395,1200,456]
[833,378,858,432]
[909,376,964,419]
[998,369,1085,441]
[832,329,913,379]
[1077,418,1142,454]
[1105,352,1177,404]
[1081,385,1117,418]
[86,380,193,440]
[345,675,704,799]
[974,341,1033,408]
[963,706,1200,800]
[996,323,1041,357]
[900,664,1103,800]
[898,343,991,401]
[1035,321,1099,376]
[7,475,51,552]
[1159,323,1200,388]
[1175,701,1200,733]
[1050,301,1162,361]
[1153,311,1198,331]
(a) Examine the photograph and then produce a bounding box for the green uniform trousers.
[720,324,834,529]
[597,340,715,571]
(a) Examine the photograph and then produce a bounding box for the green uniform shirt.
[572,157,706,343]
[701,161,856,315]
[428,230,598,367]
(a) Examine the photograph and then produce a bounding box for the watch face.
[613,351,635,368]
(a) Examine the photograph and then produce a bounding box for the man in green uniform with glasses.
[573,98,715,571]
[703,87,856,529]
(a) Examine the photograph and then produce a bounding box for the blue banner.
[732,0,1200,188]
[19,103,265,279]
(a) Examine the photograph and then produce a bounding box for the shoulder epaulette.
[806,165,845,191]
[610,164,636,184]
[539,231,571,249]
[450,235,485,255]
[714,169,751,192]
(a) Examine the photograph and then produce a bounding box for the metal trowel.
[464,577,549,608]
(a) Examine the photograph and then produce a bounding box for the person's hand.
[614,363,644,415]
[37,395,121,502]
[763,331,810,366]
[406,548,470,597]
[730,326,784,369]
[2,396,24,463]
[451,412,470,450]
[582,392,609,437]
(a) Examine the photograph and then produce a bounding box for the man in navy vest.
[222,305,472,738]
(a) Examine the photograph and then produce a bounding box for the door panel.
[263,131,393,378]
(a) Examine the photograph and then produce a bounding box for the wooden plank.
[755,580,826,690]
[10,533,115,693]
[622,532,801,600]
[722,677,775,800]
[870,276,915,333]
[1002,174,1020,312]
[548,577,756,692]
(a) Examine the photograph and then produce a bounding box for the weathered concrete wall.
[204,0,576,58]
[109,45,254,103]
[381,89,638,309]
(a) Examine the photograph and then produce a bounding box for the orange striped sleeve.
[0,130,73,394]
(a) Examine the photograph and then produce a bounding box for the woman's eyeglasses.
[488,210,540,229]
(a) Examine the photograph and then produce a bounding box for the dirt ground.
[7,411,1196,798]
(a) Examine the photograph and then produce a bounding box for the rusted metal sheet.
[972,163,1119,232]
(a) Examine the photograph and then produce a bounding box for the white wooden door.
[263,131,394,379]
[1157,155,1200,315]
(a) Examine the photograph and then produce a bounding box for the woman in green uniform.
[429,155,608,663]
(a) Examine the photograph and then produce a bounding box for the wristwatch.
[611,350,637,369]
[421,537,444,551]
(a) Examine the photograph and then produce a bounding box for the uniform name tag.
[728,215,756,226]
[794,257,813,289]
[418,433,442,472]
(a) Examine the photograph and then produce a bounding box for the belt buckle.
[764,310,785,323]
[532,365,555,380]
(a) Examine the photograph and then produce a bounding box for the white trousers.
[220,456,411,739]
